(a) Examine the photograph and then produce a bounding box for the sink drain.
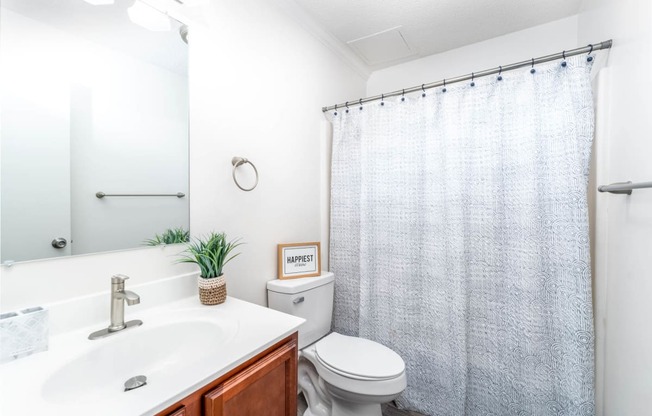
[124,375,147,392]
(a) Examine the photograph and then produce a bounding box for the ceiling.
[289,0,583,70]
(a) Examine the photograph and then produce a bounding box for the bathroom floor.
[297,394,426,416]
[381,403,428,416]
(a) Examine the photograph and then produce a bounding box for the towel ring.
[231,157,259,192]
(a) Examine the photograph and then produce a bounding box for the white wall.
[188,0,366,306]
[367,15,579,96]
[0,0,366,311]
[578,0,652,414]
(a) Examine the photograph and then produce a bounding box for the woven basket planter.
[198,275,227,305]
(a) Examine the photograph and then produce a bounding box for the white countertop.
[0,296,304,416]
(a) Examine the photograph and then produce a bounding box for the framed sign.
[277,242,321,280]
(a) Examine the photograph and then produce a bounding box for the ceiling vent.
[346,26,416,66]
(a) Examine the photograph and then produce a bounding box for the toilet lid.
[315,333,405,380]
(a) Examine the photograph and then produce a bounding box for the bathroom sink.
[1,296,303,416]
[41,318,238,404]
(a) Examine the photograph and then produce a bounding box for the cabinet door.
[167,407,187,416]
[204,342,297,416]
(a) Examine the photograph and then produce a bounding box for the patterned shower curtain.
[329,55,595,415]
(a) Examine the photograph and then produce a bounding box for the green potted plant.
[178,232,242,305]
[144,227,190,246]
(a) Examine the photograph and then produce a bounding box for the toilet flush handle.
[293,296,305,304]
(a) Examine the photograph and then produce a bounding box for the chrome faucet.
[89,274,143,340]
[109,274,140,331]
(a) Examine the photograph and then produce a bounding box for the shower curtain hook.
[401,89,406,102]
[421,84,426,97]
[334,104,338,116]
[345,101,349,113]
[587,44,594,62]
[381,94,385,106]
[470,73,475,87]
[530,58,536,74]
[497,66,503,81]
[561,51,567,67]
[359,98,363,110]
[442,79,447,93]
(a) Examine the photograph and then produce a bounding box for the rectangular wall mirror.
[0,0,189,264]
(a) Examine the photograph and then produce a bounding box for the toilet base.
[331,399,381,416]
[299,341,405,416]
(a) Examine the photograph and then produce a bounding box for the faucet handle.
[111,274,130,284]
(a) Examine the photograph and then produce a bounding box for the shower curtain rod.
[322,39,613,113]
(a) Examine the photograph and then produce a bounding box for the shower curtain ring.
[530,58,536,74]
[587,44,594,62]
[401,89,405,102]
[345,101,349,113]
[381,94,385,106]
[562,51,567,67]
[497,66,503,81]
[442,79,447,93]
[359,98,363,110]
[334,104,338,116]
[421,84,426,97]
[470,73,475,87]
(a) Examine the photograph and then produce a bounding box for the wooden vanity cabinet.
[167,408,188,416]
[156,333,298,416]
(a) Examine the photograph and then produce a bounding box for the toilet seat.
[314,333,405,381]
[301,332,407,399]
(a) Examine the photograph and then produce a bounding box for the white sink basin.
[41,318,238,405]
[0,296,303,416]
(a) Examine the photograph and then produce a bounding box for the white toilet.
[267,272,407,416]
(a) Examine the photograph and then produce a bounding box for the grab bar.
[597,181,652,195]
[96,192,186,199]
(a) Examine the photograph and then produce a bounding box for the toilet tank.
[267,272,334,349]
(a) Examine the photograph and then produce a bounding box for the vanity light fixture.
[128,0,172,32]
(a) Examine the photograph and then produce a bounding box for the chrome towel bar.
[96,192,185,199]
[598,181,652,195]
